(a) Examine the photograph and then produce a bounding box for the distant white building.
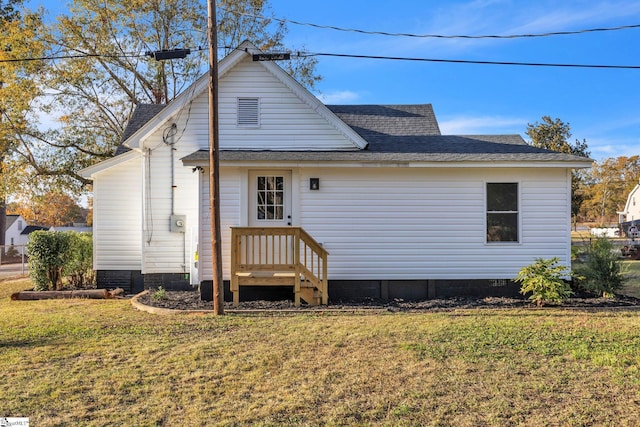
[4,215,28,247]
[620,182,640,223]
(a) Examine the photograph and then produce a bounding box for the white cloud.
[315,90,361,104]
[438,115,526,135]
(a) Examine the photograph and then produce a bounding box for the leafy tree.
[9,0,319,193]
[526,116,591,227]
[580,156,640,223]
[8,190,87,226]
[0,0,46,246]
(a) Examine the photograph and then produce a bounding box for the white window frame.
[485,182,520,244]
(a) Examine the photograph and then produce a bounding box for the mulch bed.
[136,289,640,312]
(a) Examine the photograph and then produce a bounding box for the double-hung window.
[486,183,519,243]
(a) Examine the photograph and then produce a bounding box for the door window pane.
[256,175,285,221]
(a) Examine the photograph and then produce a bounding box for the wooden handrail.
[230,227,329,306]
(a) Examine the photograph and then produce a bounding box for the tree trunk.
[0,195,6,254]
[11,288,124,300]
[0,155,6,253]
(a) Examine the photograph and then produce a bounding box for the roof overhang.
[120,41,368,152]
[79,150,140,179]
[181,150,594,169]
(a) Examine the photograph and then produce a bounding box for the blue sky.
[31,0,640,161]
[268,0,640,161]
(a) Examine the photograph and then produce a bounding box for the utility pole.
[208,0,224,315]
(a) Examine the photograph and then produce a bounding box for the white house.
[4,215,28,248]
[80,41,592,301]
[618,181,640,237]
[620,182,640,223]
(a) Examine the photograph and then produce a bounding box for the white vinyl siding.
[295,167,571,280]
[141,131,200,274]
[217,58,359,151]
[198,166,572,282]
[92,155,143,270]
[199,167,242,281]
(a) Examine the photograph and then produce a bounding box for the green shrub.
[515,257,573,306]
[152,287,167,302]
[575,237,625,297]
[27,231,73,291]
[65,232,95,288]
[27,231,94,291]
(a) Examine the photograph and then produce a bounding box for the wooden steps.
[233,271,322,306]
[230,227,329,307]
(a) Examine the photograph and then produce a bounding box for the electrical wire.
[218,6,640,40]
[297,51,640,69]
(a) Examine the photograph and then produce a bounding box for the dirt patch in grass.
[137,290,640,312]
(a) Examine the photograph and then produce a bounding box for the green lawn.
[3,278,640,426]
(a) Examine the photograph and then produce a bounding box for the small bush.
[575,237,625,297]
[65,232,95,288]
[27,231,72,291]
[515,257,573,306]
[152,287,167,302]
[27,231,94,291]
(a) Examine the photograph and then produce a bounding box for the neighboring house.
[3,216,48,257]
[620,182,640,222]
[80,41,593,300]
[618,182,640,237]
[4,215,28,248]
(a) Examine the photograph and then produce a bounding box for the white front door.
[248,170,292,227]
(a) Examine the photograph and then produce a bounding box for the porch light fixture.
[310,178,320,190]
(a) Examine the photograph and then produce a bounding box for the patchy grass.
[621,260,640,298]
[2,278,640,425]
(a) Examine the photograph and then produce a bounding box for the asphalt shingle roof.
[115,104,166,155]
[327,104,441,140]
[118,102,590,165]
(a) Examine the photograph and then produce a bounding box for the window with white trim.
[486,182,519,243]
[237,97,260,127]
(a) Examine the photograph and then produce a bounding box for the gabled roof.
[5,215,19,230]
[21,225,49,235]
[622,182,640,214]
[327,105,441,141]
[115,104,166,155]
[117,41,368,153]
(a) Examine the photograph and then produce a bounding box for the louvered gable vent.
[237,97,260,127]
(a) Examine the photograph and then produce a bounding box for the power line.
[297,51,640,69]
[0,52,142,63]
[2,45,638,70]
[0,47,209,64]
[219,6,640,40]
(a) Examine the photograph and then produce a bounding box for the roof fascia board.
[182,158,593,169]
[623,183,640,213]
[122,45,250,151]
[79,150,140,179]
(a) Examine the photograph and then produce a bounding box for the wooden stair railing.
[230,227,329,307]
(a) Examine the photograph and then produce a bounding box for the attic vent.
[237,97,260,127]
